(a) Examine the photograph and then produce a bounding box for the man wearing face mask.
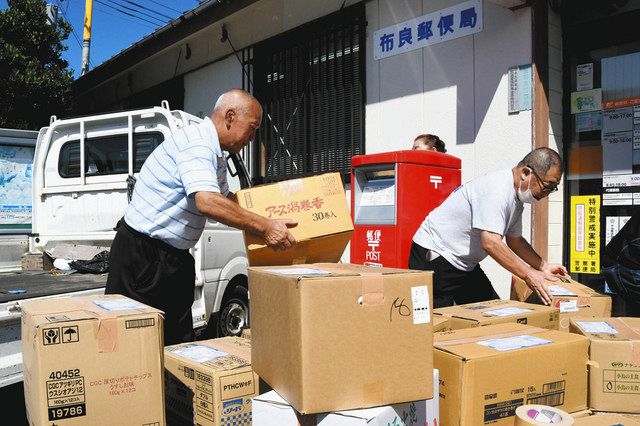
[409,147,568,307]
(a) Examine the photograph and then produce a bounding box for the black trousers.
[408,242,499,308]
[106,219,195,345]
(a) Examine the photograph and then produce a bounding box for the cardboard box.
[570,317,640,413]
[433,299,559,330]
[573,413,640,425]
[164,337,258,426]
[236,173,353,266]
[434,323,589,426]
[21,252,54,271]
[511,276,612,332]
[433,315,451,332]
[571,409,593,418]
[21,295,165,426]
[249,263,434,414]
[240,328,251,340]
[252,369,440,425]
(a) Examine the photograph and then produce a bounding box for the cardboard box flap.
[571,317,640,341]
[573,413,640,425]
[434,299,553,322]
[165,337,252,371]
[253,263,429,279]
[434,323,586,359]
[22,294,163,324]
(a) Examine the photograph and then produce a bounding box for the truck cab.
[30,102,250,337]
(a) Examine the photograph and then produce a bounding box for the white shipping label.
[548,285,577,296]
[93,299,145,311]
[477,335,552,352]
[411,286,430,325]
[264,267,331,276]
[172,344,229,363]
[559,300,579,313]
[482,307,532,317]
[576,321,618,334]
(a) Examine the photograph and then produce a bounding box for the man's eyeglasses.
[526,165,559,194]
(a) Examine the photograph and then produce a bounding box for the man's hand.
[263,218,297,251]
[524,268,558,306]
[541,261,569,278]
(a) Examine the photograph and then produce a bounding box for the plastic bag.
[69,250,110,274]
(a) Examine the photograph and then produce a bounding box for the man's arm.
[506,235,569,276]
[195,191,296,251]
[481,231,557,305]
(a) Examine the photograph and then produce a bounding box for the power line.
[120,0,174,21]
[145,0,182,14]
[93,5,156,30]
[110,0,167,25]
[94,0,164,27]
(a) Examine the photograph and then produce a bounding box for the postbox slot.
[353,165,397,225]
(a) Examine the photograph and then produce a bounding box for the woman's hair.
[414,134,447,153]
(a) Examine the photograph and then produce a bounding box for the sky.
[1,0,201,78]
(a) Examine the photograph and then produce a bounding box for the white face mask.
[517,174,538,204]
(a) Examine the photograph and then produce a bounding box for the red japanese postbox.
[350,150,462,268]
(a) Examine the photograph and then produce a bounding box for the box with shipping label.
[249,263,434,414]
[236,173,353,266]
[433,315,451,332]
[164,337,258,426]
[21,295,165,426]
[570,317,640,413]
[573,413,640,425]
[433,299,559,330]
[434,323,589,426]
[252,369,440,426]
[512,275,611,332]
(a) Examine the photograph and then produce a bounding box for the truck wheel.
[218,285,249,337]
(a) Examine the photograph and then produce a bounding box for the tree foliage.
[0,0,74,130]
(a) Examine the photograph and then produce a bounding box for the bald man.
[106,89,297,344]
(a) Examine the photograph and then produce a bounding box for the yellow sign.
[570,195,600,274]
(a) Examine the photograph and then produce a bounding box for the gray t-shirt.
[412,169,524,271]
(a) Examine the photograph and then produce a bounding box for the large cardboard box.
[511,276,612,332]
[252,369,440,426]
[236,173,353,266]
[434,323,589,426]
[21,295,165,426]
[570,317,640,413]
[573,413,640,425]
[164,337,258,426]
[433,299,559,330]
[249,263,434,414]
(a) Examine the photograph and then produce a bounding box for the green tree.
[0,0,74,130]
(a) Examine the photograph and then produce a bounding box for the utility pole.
[80,0,93,76]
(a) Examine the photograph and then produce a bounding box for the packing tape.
[514,405,573,425]
[360,273,384,306]
[96,317,119,353]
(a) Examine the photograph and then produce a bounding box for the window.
[252,4,365,182]
[58,132,164,178]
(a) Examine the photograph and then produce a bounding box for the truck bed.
[0,271,107,303]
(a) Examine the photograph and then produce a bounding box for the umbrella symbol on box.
[61,326,79,343]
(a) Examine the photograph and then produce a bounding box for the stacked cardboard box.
[434,323,589,425]
[21,295,165,426]
[570,317,640,413]
[573,413,640,425]
[248,263,434,414]
[237,172,354,266]
[512,276,612,332]
[433,315,451,332]
[434,299,559,330]
[252,369,440,425]
[164,337,258,426]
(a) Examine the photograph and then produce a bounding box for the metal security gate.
[252,4,365,182]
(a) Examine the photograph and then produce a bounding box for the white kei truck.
[0,102,252,388]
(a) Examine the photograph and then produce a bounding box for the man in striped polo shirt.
[106,89,297,344]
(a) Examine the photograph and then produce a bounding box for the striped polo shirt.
[124,117,229,249]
